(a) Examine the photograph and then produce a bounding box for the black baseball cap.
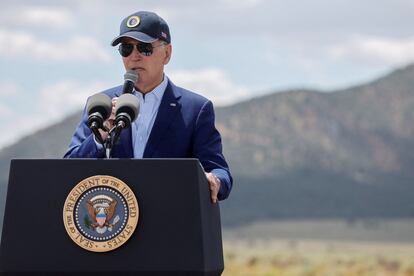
[111,11,171,46]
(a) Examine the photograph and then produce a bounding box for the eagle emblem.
[64,176,139,252]
[86,195,120,234]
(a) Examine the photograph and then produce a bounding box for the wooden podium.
[0,159,224,275]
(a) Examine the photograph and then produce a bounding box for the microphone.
[122,70,138,94]
[86,93,112,144]
[111,94,140,145]
[86,93,112,129]
[114,94,140,128]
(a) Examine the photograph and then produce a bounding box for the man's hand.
[205,172,221,204]
[98,97,118,140]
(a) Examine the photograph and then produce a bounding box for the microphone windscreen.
[86,93,112,120]
[115,94,140,121]
[124,70,138,83]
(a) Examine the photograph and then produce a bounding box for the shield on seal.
[86,194,117,232]
[96,213,107,227]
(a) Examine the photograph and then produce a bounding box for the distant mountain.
[217,65,414,179]
[2,64,414,227]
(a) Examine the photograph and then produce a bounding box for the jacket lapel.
[143,81,181,158]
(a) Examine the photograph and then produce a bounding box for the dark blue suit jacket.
[64,80,232,200]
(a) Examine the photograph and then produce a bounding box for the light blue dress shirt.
[131,76,168,158]
[94,76,168,158]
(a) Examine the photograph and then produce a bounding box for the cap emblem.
[126,16,140,28]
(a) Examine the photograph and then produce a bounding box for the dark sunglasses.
[118,42,166,57]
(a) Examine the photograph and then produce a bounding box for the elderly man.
[64,11,232,202]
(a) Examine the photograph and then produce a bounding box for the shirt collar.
[133,75,168,101]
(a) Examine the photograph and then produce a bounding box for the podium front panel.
[0,159,223,275]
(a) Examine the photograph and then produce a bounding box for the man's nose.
[131,45,143,58]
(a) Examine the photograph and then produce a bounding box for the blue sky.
[1,0,414,148]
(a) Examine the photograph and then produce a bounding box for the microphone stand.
[103,121,128,158]
[104,127,116,159]
[103,124,123,158]
[90,125,105,145]
[89,124,112,158]
[101,112,133,158]
[104,135,112,159]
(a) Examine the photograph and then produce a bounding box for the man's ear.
[163,44,172,65]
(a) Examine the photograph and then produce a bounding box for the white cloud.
[0,82,21,116]
[0,29,112,63]
[169,68,250,106]
[18,7,75,29]
[0,82,21,97]
[0,5,76,33]
[0,115,45,149]
[328,35,414,66]
[0,103,12,117]
[0,80,110,149]
[37,80,109,118]
[219,0,264,8]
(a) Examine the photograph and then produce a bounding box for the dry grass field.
[222,220,414,276]
[222,239,414,276]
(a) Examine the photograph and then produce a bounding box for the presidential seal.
[126,15,140,28]
[63,175,139,252]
